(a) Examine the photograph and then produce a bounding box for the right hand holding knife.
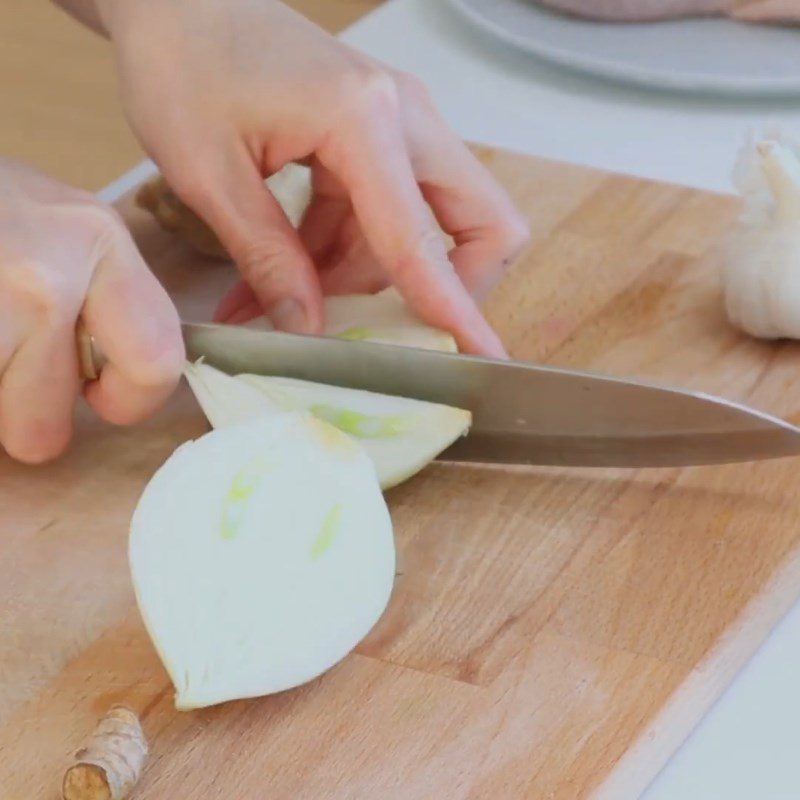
[0,158,184,463]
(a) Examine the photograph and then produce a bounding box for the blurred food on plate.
[534,0,800,23]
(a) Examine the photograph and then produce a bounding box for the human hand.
[97,0,529,356]
[0,159,183,463]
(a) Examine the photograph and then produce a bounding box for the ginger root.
[135,162,313,259]
[62,706,148,800]
[135,176,228,259]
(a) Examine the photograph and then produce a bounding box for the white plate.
[448,0,800,96]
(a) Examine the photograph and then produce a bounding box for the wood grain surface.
[3,146,800,799]
[0,0,381,190]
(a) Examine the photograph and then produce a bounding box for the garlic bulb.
[724,138,800,339]
[130,412,395,710]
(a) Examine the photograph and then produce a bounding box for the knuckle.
[394,228,451,282]
[82,200,127,237]
[12,259,80,325]
[237,236,296,293]
[81,200,135,264]
[165,170,215,211]
[497,211,531,260]
[345,66,400,118]
[78,201,131,256]
[414,226,449,256]
[394,70,433,106]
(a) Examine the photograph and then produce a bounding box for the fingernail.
[482,330,509,360]
[224,302,265,326]
[268,298,307,333]
[471,319,509,360]
[226,310,256,325]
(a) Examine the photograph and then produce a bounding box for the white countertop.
[101,2,800,795]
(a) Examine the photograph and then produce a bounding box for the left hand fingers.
[214,250,389,325]
[165,142,325,335]
[318,92,507,358]
[0,310,79,465]
[317,237,388,295]
[213,280,262,325]
[395,72,530,301]
[213,162,388,325]
[300,177,388,296]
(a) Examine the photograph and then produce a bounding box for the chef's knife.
[78,321,800,468]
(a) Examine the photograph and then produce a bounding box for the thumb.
[167,147,324,334]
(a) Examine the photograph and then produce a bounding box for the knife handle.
[76,321,106,381]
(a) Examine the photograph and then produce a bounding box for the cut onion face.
[323,289,458,352]
[184,362,471,491]
[333,323,458,352]
[242,288,458,353]
[183,360,284,428]
[129,413,395,710]
[240,375,472,490]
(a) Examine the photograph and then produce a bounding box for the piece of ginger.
[62,706,148,800]
[136,176,228,259]
[135,163,313,260]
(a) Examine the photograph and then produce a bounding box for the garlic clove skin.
[733,132,800,222]
[239,374,472,490]
[129,412,395,710]
[758,140,800,224]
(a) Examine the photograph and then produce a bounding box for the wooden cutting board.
[3,148,800,800]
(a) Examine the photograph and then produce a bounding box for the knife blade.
[178,321,800,468]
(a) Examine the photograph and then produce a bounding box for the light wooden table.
[0,0,379,191]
